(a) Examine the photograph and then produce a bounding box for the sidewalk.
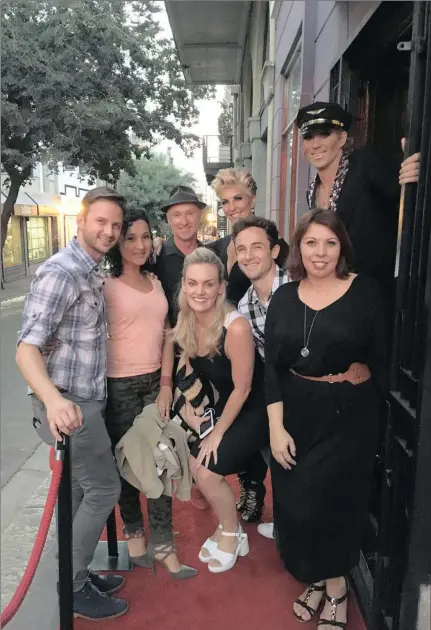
[1,443,59,630]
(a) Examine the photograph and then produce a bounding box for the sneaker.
[190,485,210,510]
[73,581,129,620]
[257,522,274,539]
[241,482,266,523]
[89,570,125,595]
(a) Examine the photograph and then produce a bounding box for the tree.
[116,153,198,234]
[1,0,214,250]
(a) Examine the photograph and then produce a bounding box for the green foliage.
[117,153,197,234]
[1,0,214,247]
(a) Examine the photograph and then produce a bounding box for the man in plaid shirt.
[233,215,289,541]
[16,188,130,621]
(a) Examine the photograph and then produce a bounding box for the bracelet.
[160,376,172,387]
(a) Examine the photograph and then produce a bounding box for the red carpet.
[75,478,366,630]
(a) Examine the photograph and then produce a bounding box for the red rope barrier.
[1,456,63,627]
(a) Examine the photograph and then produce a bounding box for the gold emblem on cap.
[308,108,325,115]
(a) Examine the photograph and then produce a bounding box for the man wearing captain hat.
[295,100,420,305]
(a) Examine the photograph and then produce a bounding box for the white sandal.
[208,525,249,573]
[198,525,222,563]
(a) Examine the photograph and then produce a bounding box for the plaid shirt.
[237,265,289,360]
[18,238,107,400]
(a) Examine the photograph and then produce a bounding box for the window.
[330,60,341,103]
[27,217,49,262]
[279,45,302,239]
[3,217,23,268]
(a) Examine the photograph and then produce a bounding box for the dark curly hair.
[103,207,155,278]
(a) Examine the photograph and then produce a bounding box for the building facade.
[166,2,430,629]
[1,163,100,282]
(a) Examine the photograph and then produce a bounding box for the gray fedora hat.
[160,185,207,214]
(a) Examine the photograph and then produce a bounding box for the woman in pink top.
[104,208,197,580]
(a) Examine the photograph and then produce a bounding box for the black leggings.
[238,451,268,487]
[106,371,173,544]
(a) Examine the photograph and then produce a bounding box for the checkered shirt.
[18,238,107,400]
[237,266,289,360]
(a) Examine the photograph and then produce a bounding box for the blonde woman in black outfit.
[265,209,387,629]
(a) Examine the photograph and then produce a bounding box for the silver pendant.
[301,347,310,358]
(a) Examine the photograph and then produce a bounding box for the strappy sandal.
[293,582,326,623]
[198,524,222,563]
[207,524,249,573]
[318,579,349,629]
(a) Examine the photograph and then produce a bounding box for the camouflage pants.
[106,370,173,544]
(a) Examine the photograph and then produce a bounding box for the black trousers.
[238,450,268,486]
[106,371,173,544]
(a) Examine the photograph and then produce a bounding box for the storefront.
[1,190,38,281]
[1,189,62,282]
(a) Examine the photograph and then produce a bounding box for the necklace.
[301,304,319,358]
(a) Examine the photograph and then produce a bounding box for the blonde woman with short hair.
[173,248,268,573]
[209,168,289,306]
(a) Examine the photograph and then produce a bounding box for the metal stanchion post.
[56,436,74,630]
[90,508,133,571]
[106,510,119,558]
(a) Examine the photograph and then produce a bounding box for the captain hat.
[295,101,352,136]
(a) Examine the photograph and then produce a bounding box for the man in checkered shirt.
[233,215,289,541]
[16,188,130,621]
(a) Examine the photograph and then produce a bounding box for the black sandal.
[318,579,349,629]
[293,582,326,623]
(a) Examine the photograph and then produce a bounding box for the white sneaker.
[257,522,274,539]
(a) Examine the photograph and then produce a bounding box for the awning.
[164,1,251,84]
[26,191,62,216]
[1,188,38,216]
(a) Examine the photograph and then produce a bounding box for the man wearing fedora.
[295,100,420,307]
[157,186,206,327]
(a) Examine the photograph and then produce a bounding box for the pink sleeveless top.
[104,276,168,378]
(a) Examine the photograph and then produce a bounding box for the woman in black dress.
[265,209,387,629]
[172,247,268,573]
[209,168,288,523]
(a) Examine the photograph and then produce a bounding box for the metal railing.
[202,135,233,166]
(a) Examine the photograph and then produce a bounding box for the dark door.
[373,4,431,630]
[339,3,431,629]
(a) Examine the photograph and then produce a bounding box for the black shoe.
[73,581,129,620]
[89,570,125,595]
[240,482,266,523]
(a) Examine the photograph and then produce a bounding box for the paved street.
[1,289,59,629]
[1,299,39,488]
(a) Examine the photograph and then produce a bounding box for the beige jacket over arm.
[115,403,192,500]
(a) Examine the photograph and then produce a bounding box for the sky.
[155,3,225,195]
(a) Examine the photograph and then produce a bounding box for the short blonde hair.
[172,248,230,359]
[211,168,257,199]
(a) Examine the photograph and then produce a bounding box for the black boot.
[236,475,248,512]
[240,481,266,523]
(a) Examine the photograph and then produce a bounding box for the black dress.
[264,276,387,583]
[189,325,268,476]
